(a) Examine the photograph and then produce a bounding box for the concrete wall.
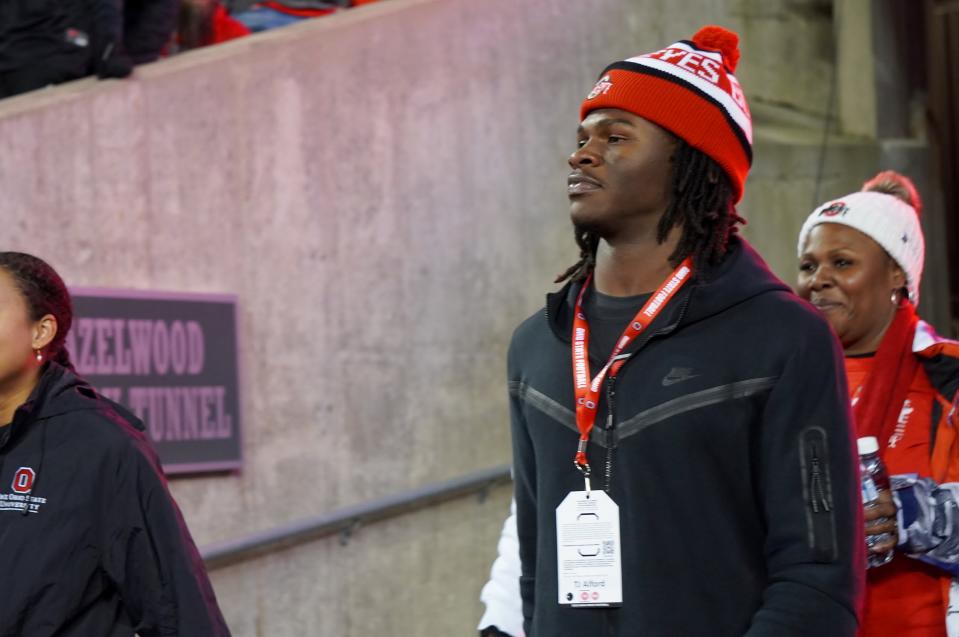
[742,109,881,288]
[0,1,888,634]
[739,0,952,332]
[732,0,835,118]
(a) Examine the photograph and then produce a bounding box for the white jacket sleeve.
[477,499,525,637]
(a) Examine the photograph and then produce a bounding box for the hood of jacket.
[0,363,141,451]
[546,236,792,344]
[915,321,959,405]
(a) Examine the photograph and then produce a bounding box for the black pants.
[0,50,90,99]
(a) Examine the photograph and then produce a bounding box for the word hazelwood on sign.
[65,289,242,474]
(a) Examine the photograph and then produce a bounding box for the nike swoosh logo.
[662,371,699,386]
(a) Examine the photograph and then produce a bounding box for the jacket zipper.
[801,427,837,562]
[809,444,831,513]
[605,377,616,491]
[547,282,693,492]
[602,290,693,491]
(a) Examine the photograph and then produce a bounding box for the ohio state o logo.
[12,467,35,494]
[587,74,614,100]
[819,201,849,218]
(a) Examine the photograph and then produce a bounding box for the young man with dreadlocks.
[501,26,864,637]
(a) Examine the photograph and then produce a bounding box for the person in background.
[0,252,231,636]
[121,0,180,64]
[509,25,862,636]
[0,0,132,99]
[797,171,959,637]
[178,0,251,51]
[232,0,345,33]
[478,500,524,637]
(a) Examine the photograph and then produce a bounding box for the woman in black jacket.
[0,251,231,637]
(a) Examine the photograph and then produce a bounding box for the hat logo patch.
[586,75,614,100]
[819,201,849,218]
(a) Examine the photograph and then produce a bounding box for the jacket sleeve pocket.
[799,425,839,563]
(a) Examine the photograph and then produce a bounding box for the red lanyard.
[571,258,693,475]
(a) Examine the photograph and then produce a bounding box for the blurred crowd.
[0,0,382,100]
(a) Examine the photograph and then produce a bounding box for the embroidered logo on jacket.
[0,467,46,514]
[887,399,914,449]
[11,467,35,494]
[662,367,699,386]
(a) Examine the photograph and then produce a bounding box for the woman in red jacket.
[797,171,959,637]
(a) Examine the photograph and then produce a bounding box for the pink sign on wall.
[66,288,243,474]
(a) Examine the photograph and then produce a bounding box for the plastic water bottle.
[858,436,893,568]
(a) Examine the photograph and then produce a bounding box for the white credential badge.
[556,490,623,607]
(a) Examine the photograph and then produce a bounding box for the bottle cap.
[857,436,879,455]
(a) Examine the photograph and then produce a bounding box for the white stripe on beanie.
[626,42,752,142]
[797,191,925,302]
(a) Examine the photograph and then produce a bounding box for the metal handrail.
[200,464,512,570]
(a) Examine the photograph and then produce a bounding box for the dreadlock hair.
[555,138,746,284]
[0,252,74,370]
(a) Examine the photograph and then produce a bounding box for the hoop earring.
[34,349,43,363]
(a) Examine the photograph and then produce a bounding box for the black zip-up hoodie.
[0,363,231,636]
[510,237,863,636]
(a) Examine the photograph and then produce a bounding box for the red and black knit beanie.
[580,26,752,202]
